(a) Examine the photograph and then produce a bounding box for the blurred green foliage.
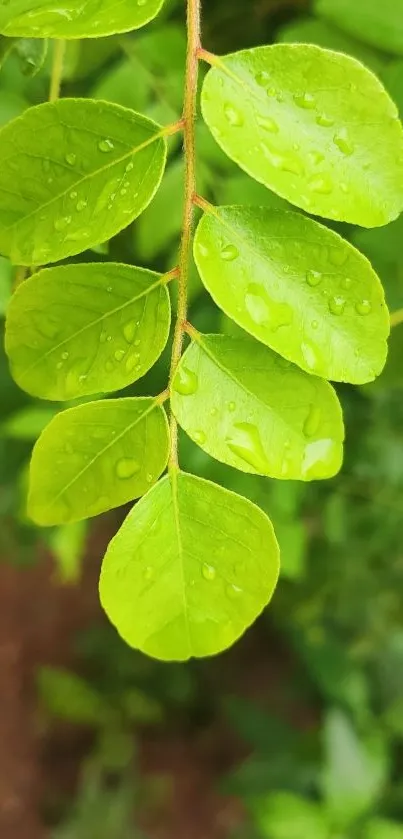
[1,0,403,835]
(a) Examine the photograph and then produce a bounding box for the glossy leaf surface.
[0,99,167,265]
[28,397,169,526]
[0,0,164,39]
[171,334,344,481]
[194,206,389,383]
[315,0,403,56]
[6,263,171,400]
[100,471,279,661]
[201,45,403,226]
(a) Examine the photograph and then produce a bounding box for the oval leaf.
[315,0,403,57]
[0,99,167,265]
[6,263,171,400]
[0,0,164,39]
[171,333,344,481]
[28,397,169,526]
[194,205,389,383]
[100,471,280,661]
[201,45,403,226]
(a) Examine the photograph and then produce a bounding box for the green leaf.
[315,0,403,56]
[37,667,108,725]
[49,520,87,584]
[250,792,330,839]
[322,710,388,827]
[201,45,403,226]
[99,471,279,661]
[0,99,167,265]
[0,0,165,39]
[194,206,389,383]
[6,262,171,400]
[1,404,58,438]
[171,333,344,480]
[28,397,169,526]
[366,820,403,839]
[14,37,48,76]
[0,255,13,315]
[278,17,385,75]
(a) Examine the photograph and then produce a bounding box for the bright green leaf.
[6,263,171,400]
[37,666,108,725]
[100,471,279,661]
[250,792,330,839]
[366,820,403,839]
[315,0,403,56]
[201,45,403,226]
[28,397,169,526]
[171,334,344,480]
[49,520,87,584]
[0,0,165,39]
[0,99,167,265]
[194,206,389,383]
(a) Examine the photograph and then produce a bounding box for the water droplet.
[125,161,134,172]
[356,299,372,316]
[301,341,320,371]
[116,457,140,479]
[54,216,71,231]
[126,353,140,374]
[224,103,244,127]
[107,286,112,293]
[173,366,198,395]
[221,243,239,261]
[333,128,354,156]
[308,174,333,194]
[228,401,236,412]
[69,190,77,199]
[329,248,348,267]
[120,188,127,196]
[193,430,206,445]
[61,351,69,360]
[308,150,325,166]
[114,349,125,362]
[137,0,147,6]
[202,563,216,581]
[226,584,242,599]
[226,422,269,473]
[294,92,316,109]
[256,115,279,133]
[98,138,114,153]
[56,361,63,370]
[76,199,87,211]
[306,270,323,287]
[256,70,270,86]
[65,152,76,165]
[245,283,293,330]
[260,142,304,175]
[304,404,322,438]
[146,473,153,483]
[316,113,334,127]
[341,277,352,290]
[329,295,346,316]
[123,320,137,343]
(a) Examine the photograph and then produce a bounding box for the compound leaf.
[201,45,403,226]
[0,0,164,40]
[28,397,169,526]
[194,205,389,383]
[171,333,344,481]
[100,471,280,661]
[0,99,167,265]
[315,0,403,57]
[6,262,171,400]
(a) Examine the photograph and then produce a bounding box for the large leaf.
[28,397,169,526]
[201,45,403,226]
[0,0,164,39]
[194,206,389,384]
[171,334,344,481]
[6,263,171,400]
[0,99,167,265]
[315,0,403,56]
[100,471,280,661]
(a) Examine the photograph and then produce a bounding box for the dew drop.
[303,403,322,438]
[260,142,304,175]
[256,114,279,133]
[308,174,333,195]
[301,341,320,371]
[329,248,348,267]
[193,430,206,445]
[65,152,76,165]
[224,103,244,127]
[61,351,69,360]
[256,70,270,86]
[202,563,216,581]
[306,269,323,287]
[221,243,239,261]
[316,113,334,127]
[54,216,71,231]
[69,190,77,199]
[210,407,218,417]
[308,150,325,166]
[329,295,346,316]
[114,349,125,362]
[146,473,153,483]
[76,199,87,211]
[226,422,269,473]
[333,128,354,156]
[120,188,127,196]
[356,299,372,316]
[56,361,63,370]
[116,457,140,479]
[226,583,242,599]
[107,286,112,293]
[125,161,134,172]
[98,138,114,153]
[173,366,198,395]
[294,92,316,109]
[126,353,140,374]
[137,0,147,6]
[245,284,270,325]
[123,320,137,343]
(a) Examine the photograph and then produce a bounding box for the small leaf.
[6,263,171,400]
[201,45,403,226]
[0,0,164,39]
[100,471,279,661]
[194,206,389,383]
[250,792,330,839]
[28,397,169,526]
[315,0,403,57]
[171,334,344,480]
[0,99,167,265]
[37,667,108,725]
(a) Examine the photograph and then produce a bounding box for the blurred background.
[1,0,403,837]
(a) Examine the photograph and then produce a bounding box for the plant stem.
[168,0,201,469]
[49,39,66,102]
